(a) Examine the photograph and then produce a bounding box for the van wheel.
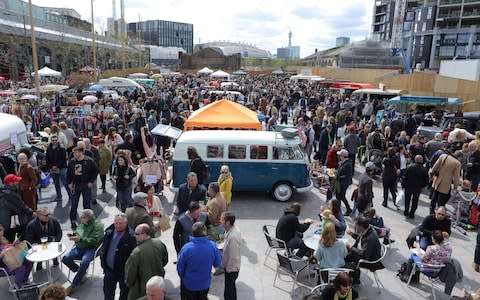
[273,182,293,202]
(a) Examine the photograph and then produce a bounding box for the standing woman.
[97,139,112,194]
[113,154,136,212]
[143,184,165,237]
[217,165,233,208]
[59,121,77,153]
[382,147,400,208]
[335,150,353,215]
[17,153,38,211]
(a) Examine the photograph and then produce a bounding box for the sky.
[32,0,374,58]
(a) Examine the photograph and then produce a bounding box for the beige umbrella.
[30,84,69,93]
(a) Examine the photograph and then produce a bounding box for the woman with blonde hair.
[314,223,348,269]
[59,121,77,151]
[217,165,233,207]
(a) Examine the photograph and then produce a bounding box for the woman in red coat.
[17,153,38,211]
[326,143,340,169]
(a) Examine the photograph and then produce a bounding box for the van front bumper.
[295,179,314,193]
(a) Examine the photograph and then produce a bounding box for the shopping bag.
[157,213,171,232]
[1,241,28,270]
[395,190,405,207]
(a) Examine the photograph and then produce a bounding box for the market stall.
[184,99,261,131]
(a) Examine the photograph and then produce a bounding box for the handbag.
[1,241,28,270]
[157,213,171,232]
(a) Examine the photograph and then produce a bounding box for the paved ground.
[1,164,478,300]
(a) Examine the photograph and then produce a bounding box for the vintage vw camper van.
[172,129,313,201]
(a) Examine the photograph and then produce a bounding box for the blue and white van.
[171,129,313,201]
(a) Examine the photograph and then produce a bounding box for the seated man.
[25,206,63,270]
[346,216,384,285]
[175,172,206,216]
[62,209,104,293]
[276,202,313,257]
[407,206,451,250]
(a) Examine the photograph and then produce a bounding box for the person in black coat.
[403,155,429,219]
[317,124,335,165]
[356,162,375,214]
[175,172,206,216]
[275,203,313,257]
[25,206,62,270]
[346,216,384,284]
[99,214,137,300]
[45,136,68,201]
[0,175,35,241]
[382,148,400,208]
[336,150,353,215]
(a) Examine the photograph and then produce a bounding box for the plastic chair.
[273,250,311,296]
[0,266,16,295]
[14,282,48,300]
[310,283,328,296]
[67,243,103,282]
[317,267,354,285]
[262,225,289,265]
[407,261,445,300]
[355,244,388,293]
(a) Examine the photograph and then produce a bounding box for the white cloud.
[30,0,373,57]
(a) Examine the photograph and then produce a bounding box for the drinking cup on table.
[41,237,48,249]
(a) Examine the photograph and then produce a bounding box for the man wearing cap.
[67,146,99,230]
[25,206,62,270]
[0,174,34,241]
[403,155,429,219]
[126,192,156,237]
[336,149,353,215]
[343,126,361,173]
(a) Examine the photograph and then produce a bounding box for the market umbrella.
[0,89,17,96]
[83,95,98,103]
[16,88,30,94]
[30,84,69,93]
[20,94,39,100]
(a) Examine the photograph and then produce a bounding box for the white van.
[171,130,313,201]
[0,113,28,152]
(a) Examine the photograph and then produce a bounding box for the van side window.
[273,146,303,160]
[250,145,268,160]
[207,145,224,158]
[228,145,246,159]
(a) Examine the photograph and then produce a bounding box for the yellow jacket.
[218,174,233,204]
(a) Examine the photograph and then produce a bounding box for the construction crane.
[391,0,411,74]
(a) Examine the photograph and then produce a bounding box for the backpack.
[397,261,417,283]
[372,133,383,150]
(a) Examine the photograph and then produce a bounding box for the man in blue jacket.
[177,222,222,300]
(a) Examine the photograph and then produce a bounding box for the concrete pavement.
[0,166,478,300]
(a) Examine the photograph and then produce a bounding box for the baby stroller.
[365,148,383,176]
[450,189,479,223]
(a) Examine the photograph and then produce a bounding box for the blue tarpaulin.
[388,95,462,106]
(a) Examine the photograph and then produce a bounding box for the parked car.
[417,111,480,140]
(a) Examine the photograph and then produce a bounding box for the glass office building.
[127,20,194,54]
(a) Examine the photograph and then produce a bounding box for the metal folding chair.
[262,225,289,265]
[67,242,103,282]
[273,250,312,296]
[407,261,445,300]
[355,244,388,293]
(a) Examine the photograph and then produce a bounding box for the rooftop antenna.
[288,30,292,48]
[112,0,116,19]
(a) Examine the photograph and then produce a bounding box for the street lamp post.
[28,0,40,99]
[91,0,97,82]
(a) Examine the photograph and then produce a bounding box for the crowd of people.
[0,72,479,299]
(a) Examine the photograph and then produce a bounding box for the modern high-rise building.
[336,37,351,47]
[127,20,194,54]
[371,0,480,69]
[277,31,301,59]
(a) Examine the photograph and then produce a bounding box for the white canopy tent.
[32,67,62,77]
[197,67,214,75]
[210,70,230,79]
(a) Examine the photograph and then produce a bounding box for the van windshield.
[272,146,304,160]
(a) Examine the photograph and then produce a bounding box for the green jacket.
[124,238,168,300]
[75,218,104,249]
[98,145,112,175]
